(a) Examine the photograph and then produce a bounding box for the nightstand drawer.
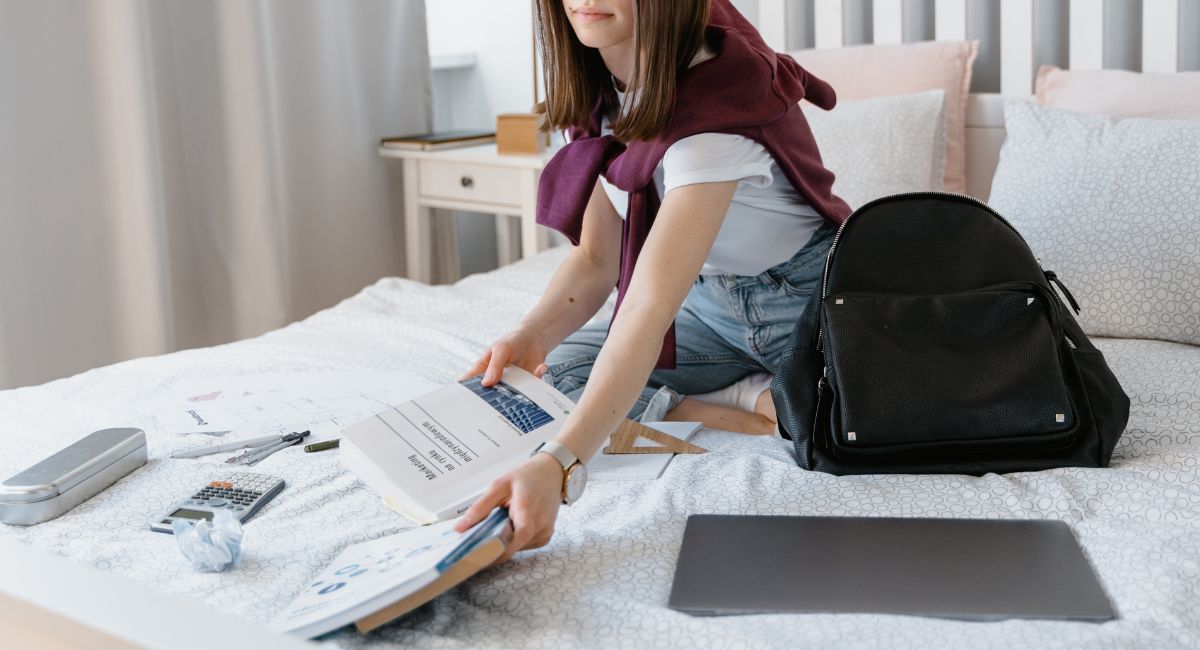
[418,160,523,207]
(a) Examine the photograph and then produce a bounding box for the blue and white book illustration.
[272,508,509,638]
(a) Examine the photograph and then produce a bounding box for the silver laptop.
[668,515,1115,621]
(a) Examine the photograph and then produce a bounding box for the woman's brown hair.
[534,0,712,142]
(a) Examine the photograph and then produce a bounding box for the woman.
[454,0,851,560]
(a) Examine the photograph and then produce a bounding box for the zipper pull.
[1044,270,1081,315]
[818,368,831,397]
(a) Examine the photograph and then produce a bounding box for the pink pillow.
[790,40,978,195]
[1035,65,1200,120]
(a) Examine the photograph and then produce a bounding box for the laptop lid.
[668,515,1114,621]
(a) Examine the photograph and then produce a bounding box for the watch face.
[564,463,587,504]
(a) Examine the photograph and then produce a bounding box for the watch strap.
[534,440,579,471]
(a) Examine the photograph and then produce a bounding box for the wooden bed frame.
[1,1,1186,646]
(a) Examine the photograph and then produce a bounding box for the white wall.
[425,0,538,130]
[425,0,544,277]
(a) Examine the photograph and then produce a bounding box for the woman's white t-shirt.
[593,55,826,277]
[597,129,825,276]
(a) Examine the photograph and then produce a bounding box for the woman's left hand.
[454,452,564,563]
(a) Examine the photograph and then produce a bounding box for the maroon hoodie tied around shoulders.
[535,0,852,370]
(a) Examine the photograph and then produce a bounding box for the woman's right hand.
[459,327,550,387]
[453,451,565,563]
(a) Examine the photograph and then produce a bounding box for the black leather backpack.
[771,192,1130,475]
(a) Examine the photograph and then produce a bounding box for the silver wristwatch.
[531,440,588,505]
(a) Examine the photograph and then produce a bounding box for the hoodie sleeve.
[708,0,839,112]
[778,53,838,111]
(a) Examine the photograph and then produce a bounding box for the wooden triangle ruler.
[602,418,706,455]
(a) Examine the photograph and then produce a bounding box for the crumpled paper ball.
[172,508,244,572]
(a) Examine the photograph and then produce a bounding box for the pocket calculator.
[150,472,285,534]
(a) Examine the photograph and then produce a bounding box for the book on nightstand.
[380,130,495,151]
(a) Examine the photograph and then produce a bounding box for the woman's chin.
[571,25,630,49]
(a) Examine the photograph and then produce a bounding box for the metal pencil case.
[0,427,147,525]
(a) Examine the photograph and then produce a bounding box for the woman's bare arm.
[517,180,623,353]
[455,179,737,558]
[553,180,737,461]
[464,180,623,385]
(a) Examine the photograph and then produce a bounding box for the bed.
[4,1,1199,648]
[3,245,1199,648]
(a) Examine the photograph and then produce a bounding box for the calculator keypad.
[189,473,281,514]
[154,472,284,534]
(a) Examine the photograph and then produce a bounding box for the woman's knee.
[544,341,591,369]
[544,346,599,396]
[544,323,607,375]
[544,344,598,382]
[636,384,684,422]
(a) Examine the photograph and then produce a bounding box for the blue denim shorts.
[543,221,836,422]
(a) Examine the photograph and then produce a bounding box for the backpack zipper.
[815,190,1067,350]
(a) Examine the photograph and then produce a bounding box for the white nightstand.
[380,143,559,283]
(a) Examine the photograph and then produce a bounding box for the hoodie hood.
[711,0,836,107]
[662,0,838,136]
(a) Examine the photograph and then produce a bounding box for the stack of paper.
[151,370,440,444]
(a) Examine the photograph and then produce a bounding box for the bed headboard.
[754,0,1195,200]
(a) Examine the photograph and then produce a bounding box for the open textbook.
[341,366,575,524]
[272,508,511,638]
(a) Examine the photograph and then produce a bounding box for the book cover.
[340,366,574,524]
[271,508,511,638]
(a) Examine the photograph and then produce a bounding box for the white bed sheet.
[2,246,1198,648]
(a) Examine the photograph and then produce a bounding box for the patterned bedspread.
[2,246,1197,648]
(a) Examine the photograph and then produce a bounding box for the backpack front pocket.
[822,284,1076,457]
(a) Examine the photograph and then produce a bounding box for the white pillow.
[805,89,945,210]
[989,100,1200,345]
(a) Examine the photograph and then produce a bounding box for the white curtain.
[0,0,431,389]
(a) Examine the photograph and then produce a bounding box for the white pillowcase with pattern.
[805,89,946,211]
[989,100,1200,345]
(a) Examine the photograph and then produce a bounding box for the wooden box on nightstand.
[496,113,550,154]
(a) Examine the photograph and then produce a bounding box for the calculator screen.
[170,508,214,521]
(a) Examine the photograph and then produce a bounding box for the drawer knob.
[460,175,474,189]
